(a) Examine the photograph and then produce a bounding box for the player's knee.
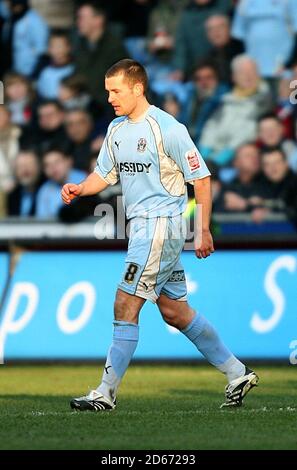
[159,302,195,330]
[114,296,128,318]
[162,312,182,329]
[113,295,138,323]
[159,305,179,328]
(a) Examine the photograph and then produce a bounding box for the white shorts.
[118,215,187,303]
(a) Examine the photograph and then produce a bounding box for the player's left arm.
[193,176,214,259]
[164,122,214,259]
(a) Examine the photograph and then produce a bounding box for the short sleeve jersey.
[94,105,210,219]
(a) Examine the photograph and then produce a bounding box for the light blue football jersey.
[94,105,210,219]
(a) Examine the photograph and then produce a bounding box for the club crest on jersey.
[137,138,147,152]
[185,149,200,172]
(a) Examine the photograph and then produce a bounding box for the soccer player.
[61,59,259,410]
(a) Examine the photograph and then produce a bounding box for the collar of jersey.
[127,104,154,123]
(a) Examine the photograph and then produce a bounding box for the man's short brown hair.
[105,59,148,93]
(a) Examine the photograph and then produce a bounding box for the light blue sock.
[97,320,139,401]
[182,313,245,382]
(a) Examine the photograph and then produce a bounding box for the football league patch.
[185,149,200,173]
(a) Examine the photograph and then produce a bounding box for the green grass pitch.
[0,364,296,450]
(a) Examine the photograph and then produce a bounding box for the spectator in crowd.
[204,14,244,83]
[161,93,183,121]
[34,30,75,100]
[289,117,297,173]
[291,61,297,85]
[88,152,98,173]
[184,61,229,143]
[0,0,10,78]
[199,55,272,168]
[36,148,86,219]
[172,0,232,80]
[64,109,94,171]
[21,100,67,154]
[2,0,48,76]
[3,72,34,127]
[58,74,101,119]
[146,0,185,80]
[196,160,222,212]
[275,75,295,140]
[257,114,297,172]
[231,0,297,82]
[119,0,154,64]
[0,105,21,193]
[73,2,128,108]
[291,62,297,131]
[283,173,297,229]
[89,135,106,155]
[218,143,261,212]
[82,154,121,218]
[250,149,297,223]
[0,196,4,220]
[7,149,43,216]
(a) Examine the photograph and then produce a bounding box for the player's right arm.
[62,122,119,205]
[61,173,109,205]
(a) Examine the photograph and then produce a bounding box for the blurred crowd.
[0,0,297,227]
